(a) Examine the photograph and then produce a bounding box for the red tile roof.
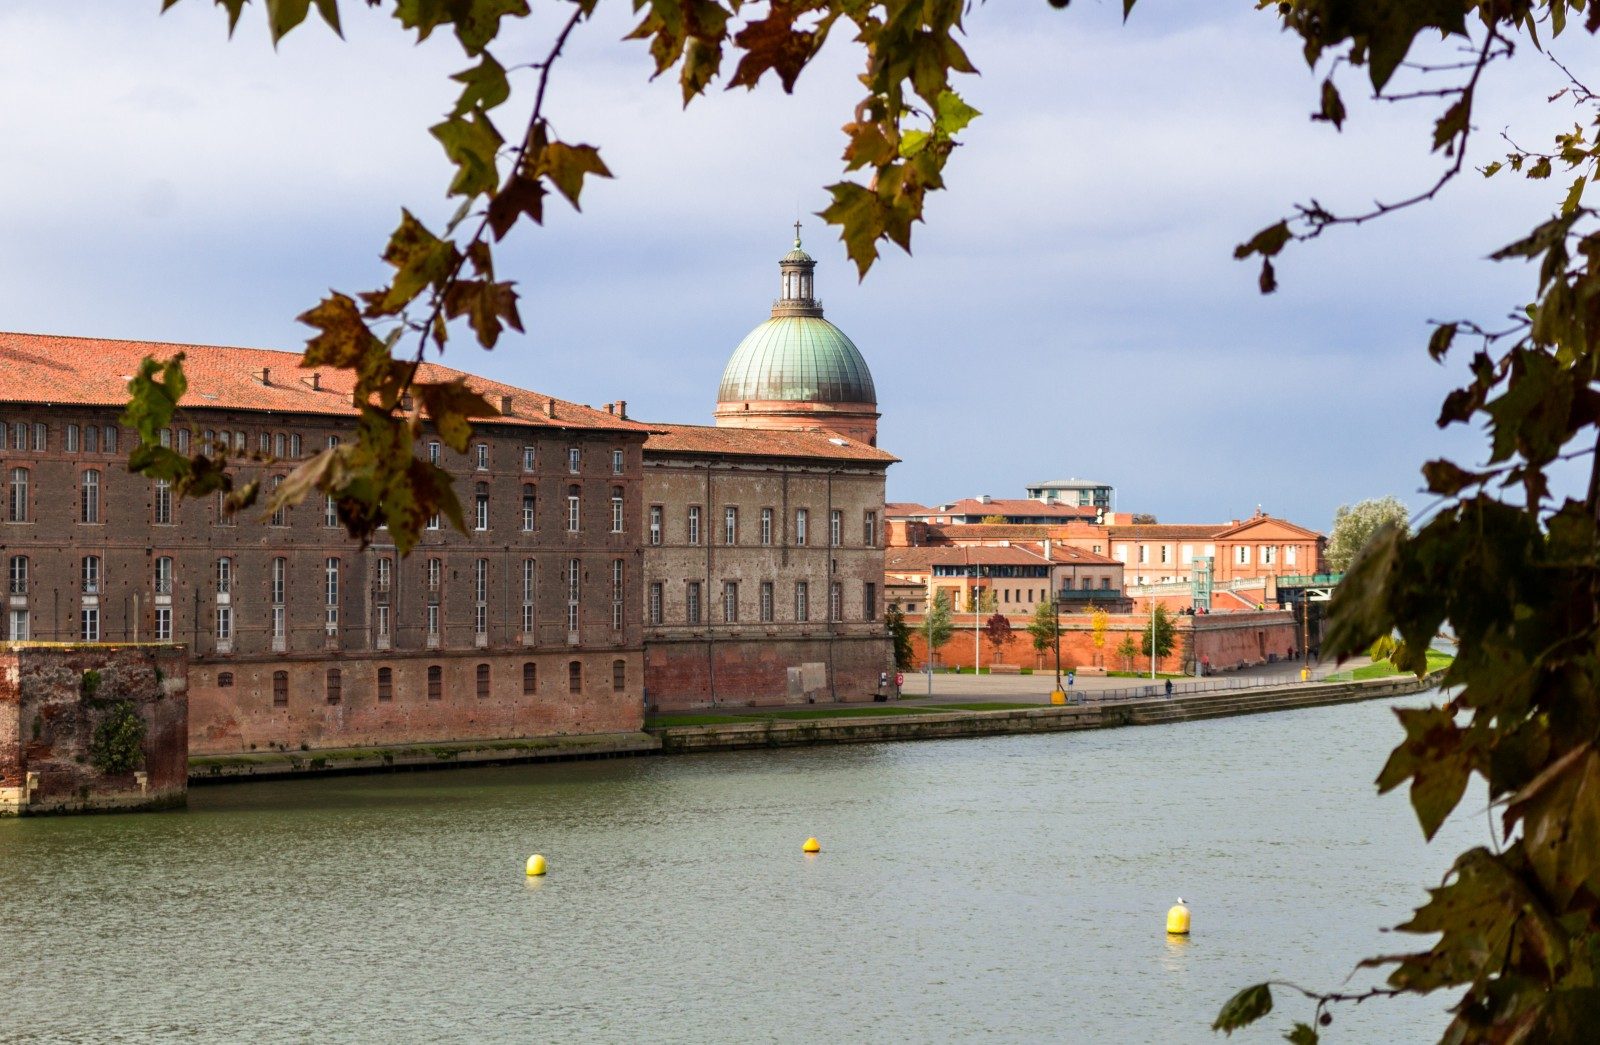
[644,422,898,464]
[0,332,649,434]
[915,498,1098,519]
[885,502,928,515]
[886,546,1054,570]
[1211,514,1326,540]
[1105,524,1229,539]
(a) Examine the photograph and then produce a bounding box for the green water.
[2,694,1473,1042]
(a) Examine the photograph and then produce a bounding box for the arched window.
[522,484,536,531]
[567,485,581,532]
[611,487,624,533]
[475,482,490,531]
[9,467,28,522]
[427,664,443,700]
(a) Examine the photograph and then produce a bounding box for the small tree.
[980,514,1006,524]
[984,612,1012,661]
[923,591,954,667]
[1026,599,1058,660]
[1090,609,1109,667]
[885,606,914,670]
[1115,635,1139,671]
[1326,495,1411,572]
[1141,603,1176,664]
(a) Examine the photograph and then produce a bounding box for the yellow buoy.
[802,837,821,853]
[1166,898,1190,935]
[525,854,548,877]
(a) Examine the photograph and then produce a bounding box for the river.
[2,692,1475,1043]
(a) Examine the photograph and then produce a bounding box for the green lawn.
[1326,649,1455,682]
[1106,671,1188,679]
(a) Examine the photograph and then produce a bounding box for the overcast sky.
[1,2,1592,530]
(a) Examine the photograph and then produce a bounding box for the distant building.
[1025,478,1114,510]
[885,541,1125,616]
[889,496,1098,526]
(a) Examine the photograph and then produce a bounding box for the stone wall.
[645,634,892,710]
[0,643,188,815]
[187,648,643,755]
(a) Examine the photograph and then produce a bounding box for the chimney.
[616,400,627,419]
[499,394,514,415]
[544,397,555,419]
[308,373,320,391]
[978,494,991,505]
[1043,538,1052,560]
[605,403,614,415]
[257,367,271,386]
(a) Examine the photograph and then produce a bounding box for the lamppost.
[1052,595,1063,692]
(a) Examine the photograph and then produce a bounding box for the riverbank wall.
[652,674,1438,754]
[183,672,1439,781]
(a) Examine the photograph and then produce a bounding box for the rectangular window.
[568,447,581,474]
[216,557,232,595]
[475,443,489,471]
[724,506,738,545]
[274,432,286,458]
[648,582,663,626]
[9,423,23,451]
[155,607,172,642]
[522,662,536,695]
[759,582,774,623]
[1286,545,1298,566]
[723,581,739,623]
[865,582,877,620]
[80,607,99,642]
[649,505,662,546]
[686,581,702,625]
[377,604,391,639]
[476,663,491,699]
[271,606,285,644]
[270,476,286,527]
[216,605,233,642]
[611,488,625,534]
[8,556,26,595]
[378,667,393,702]
[1236,546,1250,565]
[326,668,342,706]
[154,479,172,525]
[377,557,392,593]
[8,468,26,522]
[1262,545,1276,565]
[32,423,45,451]
[288,433,302,457]
[1160,545,1169,563]
[325,495,338,528]
[795,509,808,546]
[687,505,701,545]
[427,512,441,530]
[324,557,340,635]
[863,511,877,547]
[427,558,441,592]
[8,608,26,641]
[427,440,440,465]
[612,559,624,630]
[271,557,286,604]
[567,487,581,532]
[84,425,98,454]
[82,555,100,594]
[795,581,809,622]
[760,507,773,546]
[830,510,841,548]
[1182,544,1194,564]
[66,424,80,452]
[427,665,442,700]
[567,558,581,636]
[427,604,439,639]
[523,486,536,531]
[273,671,289,707]
[523,446,536,472]
[568,661,582,694]
[613,659,626,692]
[612,449,624,475]
[80,470,100,524]
[521,559,536,634]
[1137,545,1147,564]
[829,582,842,622]
[104,426,117,453]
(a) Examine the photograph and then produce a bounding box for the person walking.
[1164,678,1174,698]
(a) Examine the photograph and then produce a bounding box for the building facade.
[0,334,649,755]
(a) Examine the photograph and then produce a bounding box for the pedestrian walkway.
[896,658,1362,706]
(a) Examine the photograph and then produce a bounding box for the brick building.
[640,231,896,708]
[0,333,649,755]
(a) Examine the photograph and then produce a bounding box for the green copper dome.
[718,316,877,404]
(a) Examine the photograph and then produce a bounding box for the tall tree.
[1326,496,1411,573]
[1090,609,1109,668]
[885,605,913,671]
[922,591,954,668]
[1026,599,1058,659]
[1140,603,1175,663]
[1114,635,1139,672]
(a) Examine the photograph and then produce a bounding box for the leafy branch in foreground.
[134,0,988,553]
[1217,3,1600,1041]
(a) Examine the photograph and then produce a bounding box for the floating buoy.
[1166,897,1190,935]
[525,854,548,876]
[802,837,821,853]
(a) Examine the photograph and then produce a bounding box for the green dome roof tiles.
[717,316,877,405]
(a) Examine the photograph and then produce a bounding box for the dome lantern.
[714,226,880,445]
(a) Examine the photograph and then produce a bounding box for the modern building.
[1025,478,1114,510]
[0,333,651,756]
[642,233,895,708]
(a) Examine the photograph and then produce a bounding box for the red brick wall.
[645,634,892,710]
[906,610,1299,675]
[1,644,188,814]
[187,649,643,754]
